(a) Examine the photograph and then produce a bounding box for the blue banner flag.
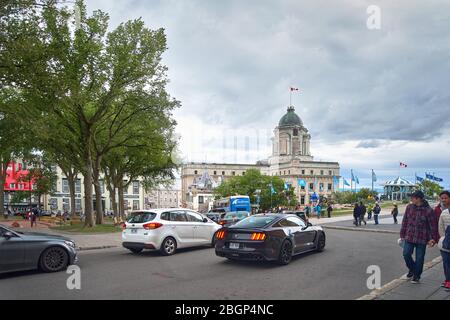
[284,182,290,190]
[355,176,360,184]
[416,175,424,183]
[297,179,306,187]
[351,170,355,181]
[271,186,276,194]
[344,178,350,186]
[333,176,339,186]
[372,171,377,182]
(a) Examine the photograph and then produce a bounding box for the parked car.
[206,211,226,223]
[0,224,78,274]
[218,211,251,227]
[215,213,325,265]
[122,209,222,256]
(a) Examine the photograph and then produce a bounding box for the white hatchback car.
[122,209,222,255]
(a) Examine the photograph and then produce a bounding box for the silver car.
[0,224,78,274]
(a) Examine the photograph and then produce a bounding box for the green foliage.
[214,169,297,211]
[332,188,378,205]
[419,180,443,198]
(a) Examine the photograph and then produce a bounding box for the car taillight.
[219,220,226,225]
[143,222,163,230]
[250,232,266,241]
[120,222,127,229]
[216,230,226,240]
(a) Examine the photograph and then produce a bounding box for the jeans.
[374,214,379,225]
[393,214,398,224]
[403,241,427,280]
[441,250,450,282]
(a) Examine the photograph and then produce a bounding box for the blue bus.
[213,196,251,213]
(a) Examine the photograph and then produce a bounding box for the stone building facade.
[181,105,340,209]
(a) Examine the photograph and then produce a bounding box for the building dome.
[278,106,303,127]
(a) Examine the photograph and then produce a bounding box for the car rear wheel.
[277,240,293,265]
[161,237,177,256]
[39,246,69,273]
[316,232,326,252]
[211,233,218,247]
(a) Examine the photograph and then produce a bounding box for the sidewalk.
[359,257,450,300]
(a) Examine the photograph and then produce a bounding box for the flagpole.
[289,89,292,106]
[371,169,374,192]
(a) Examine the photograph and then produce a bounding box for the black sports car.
[215,214,325,265]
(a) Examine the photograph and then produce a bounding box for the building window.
[242,171,245,176]
[300,195,305,205]
[309,183,314,191]
[124,200,129,210]
[214,171,217,175]
[99,180,105,194]
[320,170,324,175]
[222,171,225,175]
[133,200,139,210]
[194,170,198,175]
[328,183,333,191]
[232,171,235,176]
[319,183,324,191]
[75,179,81,193]
[49,198,58,210]
[198,196,204,204]
[62,179,69,193]
[123,182,128,195]
[18,184,24,190]
[288,170,290,175]
[310,170,314,175]
[9,183,15,189]
[329,170,332,176]
[301,185,305,190]
[75,199,82,212]
[133,181,139,195]
[302,170,305,175]
[293,129,299,136]
[63,198,70,212]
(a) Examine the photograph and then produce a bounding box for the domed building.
[181,105,341,210]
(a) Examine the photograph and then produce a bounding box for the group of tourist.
[353,201,381,226]
[400,190,450,291]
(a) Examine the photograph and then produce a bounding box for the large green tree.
[3,0,179,226]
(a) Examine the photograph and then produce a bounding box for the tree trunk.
[93,156,103,225]
[107,182,118,218]
[118,181,125,221]
[67,172,77,218]
[0,170,5,217]
[83,152,95,227]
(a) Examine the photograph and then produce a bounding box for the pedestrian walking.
[438,205,450,291]
[359,201,367,226]
[373,202,381,225]
[327,203,333,218]
[30,209,37,228]
[367,204,373,220]
[315,203,322,219]
[391,204,399,224]
[353,203,360,226]
[400,190,439,284]
[435,191,450,222]
[305,205,311,218]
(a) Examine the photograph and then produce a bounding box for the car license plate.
[131,229,138,234]
[229,242,240,249]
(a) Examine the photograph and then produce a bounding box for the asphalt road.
[0,228,441,300]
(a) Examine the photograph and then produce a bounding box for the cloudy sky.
[87,0,450,189]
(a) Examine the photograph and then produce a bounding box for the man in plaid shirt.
[400,190,439,283]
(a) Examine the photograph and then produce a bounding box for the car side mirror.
[307,222,313,227]
[3,232,14,239]
[203,218,208,223]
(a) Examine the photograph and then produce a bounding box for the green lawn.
[50,223,123,234]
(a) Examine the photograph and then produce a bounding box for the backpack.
[443,226,450,250]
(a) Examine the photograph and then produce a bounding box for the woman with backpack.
[438,192,450,291]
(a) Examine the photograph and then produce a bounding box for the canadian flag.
[400,162,408,168]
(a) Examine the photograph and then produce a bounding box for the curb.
[77,245,118,251]
[322,225,398,235]
[357,256,443,300]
